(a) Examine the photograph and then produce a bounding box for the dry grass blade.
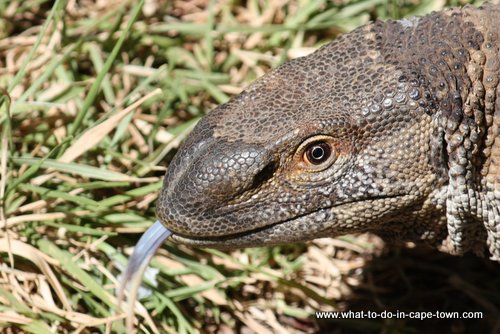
[0,238,71,310]
[0,311,32,325]
[59,88,162,163]
[0,115,13,268]
[1,211,90,228]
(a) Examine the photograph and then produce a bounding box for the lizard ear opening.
[296,135,338,172]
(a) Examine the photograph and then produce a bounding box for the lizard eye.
[304,142,331,165]
[298,135,337,171]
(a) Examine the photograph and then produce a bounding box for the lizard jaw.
[167,193,412,249]
[167,207,339,249]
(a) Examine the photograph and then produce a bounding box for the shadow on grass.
[317,247,500,333]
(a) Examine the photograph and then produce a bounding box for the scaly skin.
[155,4,500,259]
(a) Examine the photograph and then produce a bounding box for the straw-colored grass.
[1,0,499,333]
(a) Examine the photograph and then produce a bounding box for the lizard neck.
[371,5,499,256]
[413,6,499,257]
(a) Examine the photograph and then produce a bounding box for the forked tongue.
[117,220,172,332]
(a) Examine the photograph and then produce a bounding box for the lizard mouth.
[168,207,337,249]
[168,193,408,249]
[170,220,285,247]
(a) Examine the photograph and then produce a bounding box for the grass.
[0,0,498,333]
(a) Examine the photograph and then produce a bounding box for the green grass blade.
[69,0,145,136]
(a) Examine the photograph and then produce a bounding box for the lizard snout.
[156,137,275,237]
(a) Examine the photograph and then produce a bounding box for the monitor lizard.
[123,4,500,291]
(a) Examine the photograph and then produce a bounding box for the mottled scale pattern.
[156,4,500,260]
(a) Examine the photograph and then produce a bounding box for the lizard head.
[156,23,449,249]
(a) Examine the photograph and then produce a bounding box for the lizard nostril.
[252,161,277,189]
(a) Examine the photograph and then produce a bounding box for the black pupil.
[306,142,331,164]
[311,147,324,159]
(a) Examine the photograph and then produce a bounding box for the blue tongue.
[118,220,172,306]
